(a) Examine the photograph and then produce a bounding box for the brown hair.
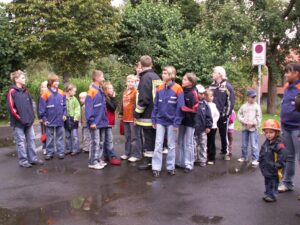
[205,89,213,98]
[10,70,25,83]
[140,55,153,68]
[92,70,104,82]
[285,63,300,74]
[184,72,198,87]
[103,81,113,95]
[47,73,59,88]
[64,83,76,92]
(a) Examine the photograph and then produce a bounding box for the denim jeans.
[46,126,65,156]
[103,127,117,160]
[89,128,105,165]
[264,177,279,200]
[13,126,38,165]
[124,122,140,158]
[194,131,208,163]
[177,125,195,169]
[81,127,91,152]
[241,130,259,161]
[281,128,300,189]
[65,128,80,153]
[152,124,177,171]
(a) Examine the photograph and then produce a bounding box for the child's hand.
[205,128,211,134]
[152,124,156,129]
[44,121,49,126]
[173,127,178,132]
[90,124,96,129]
[63,116,67,121]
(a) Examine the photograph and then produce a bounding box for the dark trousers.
[143,127,156,152]
[264,177,279,200]
[207,128,217,161]
[217,116,229,154]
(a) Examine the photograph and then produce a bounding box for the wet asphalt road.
[0,126,300,225]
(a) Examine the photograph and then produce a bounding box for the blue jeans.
[89,128,105,165]
[46,126,65,156]
[13,126,38,165]
[152,124,177,171]
[241,130,259,160]
[103,127,117,160]
[124,122,140,158]
[81,127,91,152]
[264,177,279,200]
[65,128,79,153]
[177,125,195,169]
[281,128,300,189]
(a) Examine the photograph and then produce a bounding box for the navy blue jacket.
[152,81,185,128]
[195,100,213,133]
[39,88,66,127]
[281,80,300,131]
[259,139,286,179]
[181,87,199,128]
[7,85,35,128]
[209,80,235,118]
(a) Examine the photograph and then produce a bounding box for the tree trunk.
[63,71,70,84]
[266,66,277,114]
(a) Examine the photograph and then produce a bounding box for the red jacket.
[106,96,117,127]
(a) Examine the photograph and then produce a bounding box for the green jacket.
[66,96,81,121]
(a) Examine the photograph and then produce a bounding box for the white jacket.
[237,102,262,131]
[207,102,220,129]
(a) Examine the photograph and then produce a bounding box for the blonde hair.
[127,74,136,81]
[47,73,59,88]
[184,72,197,87]
[79,92,87,98]
[163,65,176,80]
[213,66,227,80]
[64,83,76,92]
[10,70,25,83]
[92,70,104,82]
[103,81,113,94]
[40,80,48,95]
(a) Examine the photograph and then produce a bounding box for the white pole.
[258,65,262,106]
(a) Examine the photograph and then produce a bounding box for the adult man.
[209,66,235,161]
[134,55,162,170]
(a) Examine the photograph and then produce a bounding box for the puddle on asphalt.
[207,163,257,179]
[0,190,125,225]
[5,151,16,158]
[191,214,223,224]
[36,167,78,175]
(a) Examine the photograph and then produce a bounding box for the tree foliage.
[8,0,120,81]
[0,4,25,119]
[115,1,184,66]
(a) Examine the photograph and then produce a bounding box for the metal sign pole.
[258,65,261,106]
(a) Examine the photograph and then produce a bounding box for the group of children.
[6,62,300,204]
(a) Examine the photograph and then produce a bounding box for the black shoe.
[152,170,160,177]
[175,164,184,169]
[45,155,53,160]
[65,151,71,155]
[20,162,32,168]
[58,155,64,160]
[31,159,44,165]
[262,196,276,202]
[184,168,192,173]
[167,170,175,176]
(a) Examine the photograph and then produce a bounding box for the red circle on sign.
[255,45,263,54]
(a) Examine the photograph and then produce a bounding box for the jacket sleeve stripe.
[7,89,21,120]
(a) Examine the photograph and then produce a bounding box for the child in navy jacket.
[259,119,286,202]
[151,66,185,177]
[194,85,213,167]
[39,73,66,160]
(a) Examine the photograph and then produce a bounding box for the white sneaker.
[99,160,107,167]
[88,163,104,170]
[162,148,168,154]
[144,151,154,158]
[120,155,128,160]
[43,149,47,155]
[224,154,231,161]
[128,157,140,162]
[237,158,247,162]
[251,160,259,166]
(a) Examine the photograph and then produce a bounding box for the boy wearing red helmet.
[259,119,287,202]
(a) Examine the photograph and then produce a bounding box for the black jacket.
[134,69,161,127]
[259,139,286,178]
[209,80,235,118]
[181,87,199,127]
[7,85,35,128]
[195,100,213,133]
